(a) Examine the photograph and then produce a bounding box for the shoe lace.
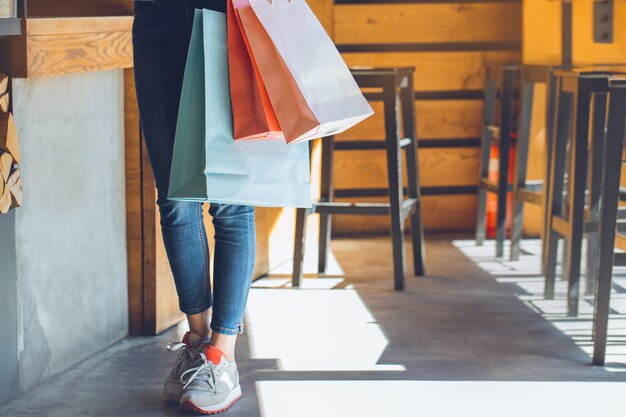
[166,342,195,376]
[180,352,217,392]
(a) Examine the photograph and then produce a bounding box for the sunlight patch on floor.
[454,239,626,370]
[256,380,626,417]
[245,285,405,372]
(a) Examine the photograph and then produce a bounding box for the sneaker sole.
[180,385,242,415]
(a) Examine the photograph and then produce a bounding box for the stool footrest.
[552,215,569,237]
[313,198,419,218]
[479,178,512,193]
[314,202,391,215]
[516,187,543,205]
[335,138,413,151]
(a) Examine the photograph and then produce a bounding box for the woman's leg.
[132,0,214,336]
[208,203,256,361]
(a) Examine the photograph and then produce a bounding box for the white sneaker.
[179,346,242,414]
[162,331,208,404]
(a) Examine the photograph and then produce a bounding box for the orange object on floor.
[486,142,515,239]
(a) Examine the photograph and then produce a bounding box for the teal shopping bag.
[168,9,312,208]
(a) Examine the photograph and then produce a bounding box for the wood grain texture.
[342,51,519,92]
[26,16,134,35]
[335,3,522,45]
[140,131,158,335]
[334,147,479,189]
[26,0,133,17]
[338,99,483,141]
[4,17,134,78]
[26,19,133,78]
[333,194,478,234]
[124,69,144,335]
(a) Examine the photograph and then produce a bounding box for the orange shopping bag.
[237,0,373,143]
[228,0,283,140]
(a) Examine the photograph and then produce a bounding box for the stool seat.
[291,66,426,291]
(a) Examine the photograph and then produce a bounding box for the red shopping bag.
[237,0,373,143]
[228,0,283,140]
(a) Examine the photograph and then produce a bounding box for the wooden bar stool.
[510,65,559,262]
[591,76,626,366]
[291,67,426,291]
[543,69,612,316]
[476,64,519,257]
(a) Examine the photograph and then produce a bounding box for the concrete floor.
[2,236,626,417]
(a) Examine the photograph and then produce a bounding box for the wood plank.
[338,99,483,140]
[334,147,479,189]
[124,69,144,335]
[522,0,561,65]
[141,136,158,335]
[335,3,522,45]
[4,17,133,78]
[26,30,133,78]
[333,194,477,234]
[26,0,133,17]
[342,51,519,92]
[26,16,133,35]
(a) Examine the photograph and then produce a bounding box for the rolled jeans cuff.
[211,323,244,336]
[180,303,211,315]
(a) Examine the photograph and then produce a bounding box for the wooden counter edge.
[1,16,133,79]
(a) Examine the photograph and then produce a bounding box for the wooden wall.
[524,0,626,65]
[331,0,521,234]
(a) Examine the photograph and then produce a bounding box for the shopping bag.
[227,0,283,140]
[237,0,374,143]
[168,9,312,208]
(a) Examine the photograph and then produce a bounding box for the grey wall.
[0,210,18,403]
[10,69,128,393]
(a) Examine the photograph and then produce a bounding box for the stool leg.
[384,76,406,290]
[586,94,608,296]
[544,83,571,299]
[495,68,516,258]
[542,73,558,273]
[592,83,626,366]
[318,137,335,274]
[401,74,426,276]
[292,208,309,288]
[476,78,497,246]
[511,81,535,261]
[564,82,593,317]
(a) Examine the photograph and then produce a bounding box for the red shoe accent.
[204,345,226,365]
[180,395,241,415]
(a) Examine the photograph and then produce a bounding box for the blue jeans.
[132,0,255,336]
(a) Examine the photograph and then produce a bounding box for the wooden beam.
[335,3,522,45]
[26,0,133,17]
